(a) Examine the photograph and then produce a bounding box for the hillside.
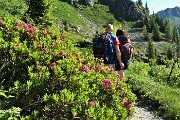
[157,6,180,32]
[1,0,180,120]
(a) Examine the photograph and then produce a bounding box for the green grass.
[52,1,89,31]
[79,4,120,28]
[125,69,180,120]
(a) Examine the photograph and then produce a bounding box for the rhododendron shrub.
[0,16,136,119]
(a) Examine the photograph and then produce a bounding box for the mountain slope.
[157,6,180,32]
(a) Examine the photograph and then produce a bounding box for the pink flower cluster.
[102,78,111,89]
[61,34,66,40]
[59,51,66,57]
[89,101,95,106]
[121,98,131,111]
[80,64,90,73]
[37,44,43,48]
[15,43,21,47]
[15,26,20,31]
[51,62,57,66]
[0,20,4,24]
[22,23,36,33]
[44,49,49,54]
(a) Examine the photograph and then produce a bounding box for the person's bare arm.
[115,44,124,69]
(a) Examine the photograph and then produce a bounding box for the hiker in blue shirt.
[105,24,124,70]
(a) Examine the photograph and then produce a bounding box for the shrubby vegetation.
[1,0,180,119]
[0,15,136,119]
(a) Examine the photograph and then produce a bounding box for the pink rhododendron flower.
[121,98,126,104]
[29,27,36,32]
[89,101,95,106]
[15,26,20,31]
[22,23,28,29]
[114,81,117,86]
[99,65,103,69]
[69,50,73,52]
[47,31,52,34]
[117,74,122,80]
[44,49,49,54]
[37,44,42,48]
[41,30,47,35]
[15,43,21,47]
[59,51,66,57]
[29,34,35,38]
[61,34,66,40]
[51,62,57,66]
[124,101,130,106]
[28,24,32,27]
[126,105,131,111]
[57,78,60,81]
[102,78,111,89]
[80,64,90,73]
[76,57,81,62]
[0,20,4,24]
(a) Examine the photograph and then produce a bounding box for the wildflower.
[29,27,36,32]
[15,26,20,31]
[80,64,90,73]
[89,101,95,106]
[15,43,21,47]
[44,49,49,54]
[59,51,66,57]
[29,34,35,39]
[47,31,52,34]
[41,30,47,35]
[28,24,32,27]
[102,78,111,89]
[126,105,131,111]
[37,44,42,48]
[117,74,122,80]
[51,62,57,66]
[61,34,66,40]
[0,20,4,24]
[99,65,103,69]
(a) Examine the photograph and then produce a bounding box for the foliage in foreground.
[0,16,136,119]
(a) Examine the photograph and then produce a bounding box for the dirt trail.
[129,99,163,120]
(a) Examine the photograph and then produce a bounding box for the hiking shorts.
[116,59,130,70]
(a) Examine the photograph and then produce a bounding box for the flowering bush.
[0,16,136,119]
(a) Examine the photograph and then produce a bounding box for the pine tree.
[167,25,180,82]
[144,13,151,32]
[164,19,172,42]
[137,0,143,6]
[152,22,162,41]
[26,0,55,28]
[147,36,156,59]
[143,25,148,41]
[145,1,150,14]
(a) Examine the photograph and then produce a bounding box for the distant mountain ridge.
[157,6,180,18]
[156,6,180,32]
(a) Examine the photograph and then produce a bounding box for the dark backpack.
[119,36,132,61]
[93,33,115,63]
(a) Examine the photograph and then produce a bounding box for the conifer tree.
[152,22,162,41]
[167,25,180,82]
[145,1,150,14]
[143,25,148,41]
[26,0,55,28]
[164,19,172,42]
[144,13,151,32]
[147,36,156,59]
[137,0,143,6]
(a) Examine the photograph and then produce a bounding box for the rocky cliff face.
[157,6,180,18]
